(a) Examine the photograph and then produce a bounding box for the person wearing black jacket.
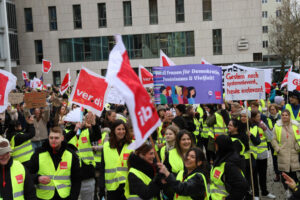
[282,172,300,200]
[6,117,35,168]
[29,126,81,200]
[210,135,249,200]
[125,143,163,199]
[158,147,210,200]
[0,137,36,200]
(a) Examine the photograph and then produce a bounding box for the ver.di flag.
[60,69,71,95]
[281,66,293,89]
[106,35,161,150]
[0,70,17,112]
[42,59,52,73]
[22,71,28,80]
[287,72,300,91]
[160,50,175,67]
[201,58,211,65]
[69,67,108,117]
[138,65,153,88]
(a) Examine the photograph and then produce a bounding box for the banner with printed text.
[153,64,223,104]
[224,70,265,101]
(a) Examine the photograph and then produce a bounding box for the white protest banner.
[138,65,153,88]
[69,67,108,117]
[105,87,125,105]
[30,77,43,90]
[224,70,265,101]
[106,35,161,150]
[0,70,17,112]
[287,72,300,91]
[64,107,81,122]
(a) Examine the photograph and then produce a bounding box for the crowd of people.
[1,84,300,200]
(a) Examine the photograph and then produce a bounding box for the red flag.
[42,59,52,73]
[160,50,175,67]
[22,71,28,80]
[201,58,211,65]
[106,35,161,150]
[60,69,71,95]
[281,66,293,89]
[69,67,108,117]
[0,70,17,112]
[138,65,153,87]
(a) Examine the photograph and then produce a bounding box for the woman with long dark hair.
[158,147,210,200]
[100,119,133,200]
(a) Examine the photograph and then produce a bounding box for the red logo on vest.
[60,162,68,169]
[214,169,221,179]
[123,153,129,160]
[15,174,23,184]
[81,137,88,143]
[297,130,300,135]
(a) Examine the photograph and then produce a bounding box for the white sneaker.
[254,197,260,200]
[262,193,276,199]
[285,189,292,198]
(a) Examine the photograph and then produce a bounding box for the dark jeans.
[254,158,269,196]
[32,139,47,151]
[269,143,280,175]
[106,184,126,200]
[281,171,299,190]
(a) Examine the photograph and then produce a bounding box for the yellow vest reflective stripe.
[257,127,268,154]
[202,122,209,139]
[37,151,72,199]
[193,118,200,137]
[231,137,245,156]
[11,160,25,200]
[274,124,300,155]
[157,123,165,144]
[213,113,227,136]
[10,133,34,163]
[175,170,209,200]
[197,106,204,124]
[267,118,274,130]
[124,168,158,200]
[93,131,109,163]
[103,142,133,191]
[210,162,229,199]
[78,129,96,167]
[119,115,127,123]
[168,149,184,174]
[285,104,300,123]
[244,126,258,159]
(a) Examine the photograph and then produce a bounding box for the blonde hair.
[165,125,179,136]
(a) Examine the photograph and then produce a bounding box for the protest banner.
[69,67,108,117]
[287,72,300,91]
[22,71,28,80]
[0,70,17,112]
[105,87,125,105]
[106,35,161,150]
[222,64,272,94]
[42,59,52,73]
[139,65,153,87]
[24,92,47,108]
[153,64,223,104]
[224,70,266,101]
[8,93,24,104]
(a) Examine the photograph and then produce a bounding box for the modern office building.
[0,0,19,72]
[12,0,263,86]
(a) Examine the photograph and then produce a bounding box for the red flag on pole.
[42,59,52,73]
[281,66,293,89]
[69,67,108,117]
[22,71,28,80]
[201,58,211,65]
[0,70,17,112]
[60,69,71,95]
[138,65,153,87]
[160,50,175,67]
[106,35,161,150]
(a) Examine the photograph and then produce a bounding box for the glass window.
[73,5,82,29]
[53,71,61,86]
[123,1,132,26]
[262,11,268,18]
[175,0,184,23]
[29,72,36,79]
[213,29,222,55]
[24,8,33,32]
[203,0,212,21]
[262,0,267,3]
[142,33,159,58]
[262,26,268,33]
[6,3,17,31]
[253,53,262,61]
[9,33,19,61]
[276,10,281,17]
[34,40,43,64]
[263,40,268,48]
[98,3,107,28]
[101,69,107,76]
[48,6,57,31]
[149,0,158,24]
[276,0,281,2]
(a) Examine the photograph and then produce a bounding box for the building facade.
[13,0,263,86]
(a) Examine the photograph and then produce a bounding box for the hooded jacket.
[213,135,249,200]
[0,157,36,200]
[29,140,81,200]
[127,153,163,200]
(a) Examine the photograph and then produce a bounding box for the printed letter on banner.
[69,67,108,117]
[106,35,161,150]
